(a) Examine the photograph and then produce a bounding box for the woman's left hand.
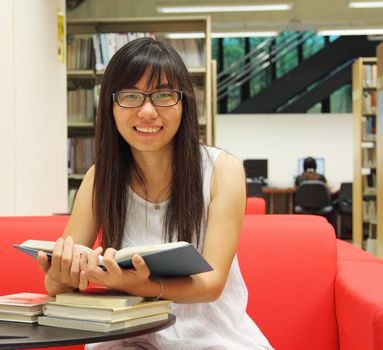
[81,247,151,294]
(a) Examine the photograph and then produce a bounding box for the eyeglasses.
[112,90,183,108]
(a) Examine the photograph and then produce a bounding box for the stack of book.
[37,288,172,332]
[0,292,51,323]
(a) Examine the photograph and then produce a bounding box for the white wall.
[0,0,67,215]
[216,113,353,189]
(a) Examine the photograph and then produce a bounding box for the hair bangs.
[144,57,179,91]
[111,43,180,92]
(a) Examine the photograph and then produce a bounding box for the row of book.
[0,290,171,332]
[68,88,96,123]
[363,198,377,223]
[68,82,206,123]
[67,34,94,71]
[363,169,377,192]
[362,146,376,169]
[361,115,376,139]
[363,64,378,88]
[363,90,376,115]
[67,32,154,71]
[162,38,205,69]
[67,33,205,72]
[68,137,95,175]
[92,32,155,71]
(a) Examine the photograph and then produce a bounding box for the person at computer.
[294,156,327,187]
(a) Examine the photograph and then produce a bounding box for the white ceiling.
[68,0,383,33]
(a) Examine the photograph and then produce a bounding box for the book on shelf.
[55,288,144,308]
[14,240,213,278]
[67,34,94,71]
[0,292,52,323]
[37,312,169,332]
[91,32,155,72]
[363,63,377,87]
[43,299,171,323]
[162,38,204,69]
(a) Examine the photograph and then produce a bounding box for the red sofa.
[2,215,383,350]
[238,214,383,350]
[245,197,266,215]
[0,216,81,350]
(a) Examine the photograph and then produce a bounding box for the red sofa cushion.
[238,215,338,350]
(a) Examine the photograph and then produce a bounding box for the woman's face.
[113,71,182,156]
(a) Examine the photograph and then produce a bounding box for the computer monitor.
[243,159,268,182]
[297,157,325,175]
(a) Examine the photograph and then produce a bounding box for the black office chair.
[294,180,334,218]
[335,182,352,238]
[246,179,263,197]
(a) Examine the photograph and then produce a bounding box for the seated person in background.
[295,156,327,187]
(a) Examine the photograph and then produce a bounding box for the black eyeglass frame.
[112,90,183,108]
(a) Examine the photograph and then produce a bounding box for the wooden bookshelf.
[352,57,378,254]
[376,44,383,258]
[66,16,215,210]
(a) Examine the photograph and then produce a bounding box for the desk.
[0,314,175,350]
[262,187,295,214]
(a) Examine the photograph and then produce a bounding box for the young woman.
[37,37,273,350]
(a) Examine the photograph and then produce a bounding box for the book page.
[114,241,188,261]
[20,240,93,254]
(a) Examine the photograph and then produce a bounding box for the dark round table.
[0,313,175,350]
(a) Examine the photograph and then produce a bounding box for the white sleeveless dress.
[86,146,273,350]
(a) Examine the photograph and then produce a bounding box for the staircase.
[217,34,379,113]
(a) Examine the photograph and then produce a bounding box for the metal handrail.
[275,58,354,112]
[217,32,316,102]
[217,32,302,87]
[216,38,273,80]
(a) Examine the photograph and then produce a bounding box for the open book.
[13,240,213,278]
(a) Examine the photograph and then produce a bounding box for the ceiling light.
[165,31,278,39]
[318,28,383,35]
[166,32,205,39]
[157,4,293,13]
[212,31,278,38]
[349,1,383,8]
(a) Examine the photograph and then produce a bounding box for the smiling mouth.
[134,126,163,133]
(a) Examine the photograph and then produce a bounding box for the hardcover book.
[0,293,52,323]
[0,293,51,313]
[43,299,171,323]
[38,313,169,332]
[14,240,213,278]
[54,288,144,308]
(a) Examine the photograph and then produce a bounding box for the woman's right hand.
[37,236,87,294]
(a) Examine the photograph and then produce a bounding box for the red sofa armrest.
[336,239,382,263]
[336,261,383,350]
[238,215,338,350]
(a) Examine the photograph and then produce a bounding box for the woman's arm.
[82,152,246,303]
[38,166,99,296]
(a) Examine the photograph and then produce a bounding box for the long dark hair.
[94,37,203,249]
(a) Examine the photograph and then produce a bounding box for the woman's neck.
[130,149,173,203]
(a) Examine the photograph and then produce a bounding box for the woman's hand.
[81,248,153,295]
[37,236,85,291]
